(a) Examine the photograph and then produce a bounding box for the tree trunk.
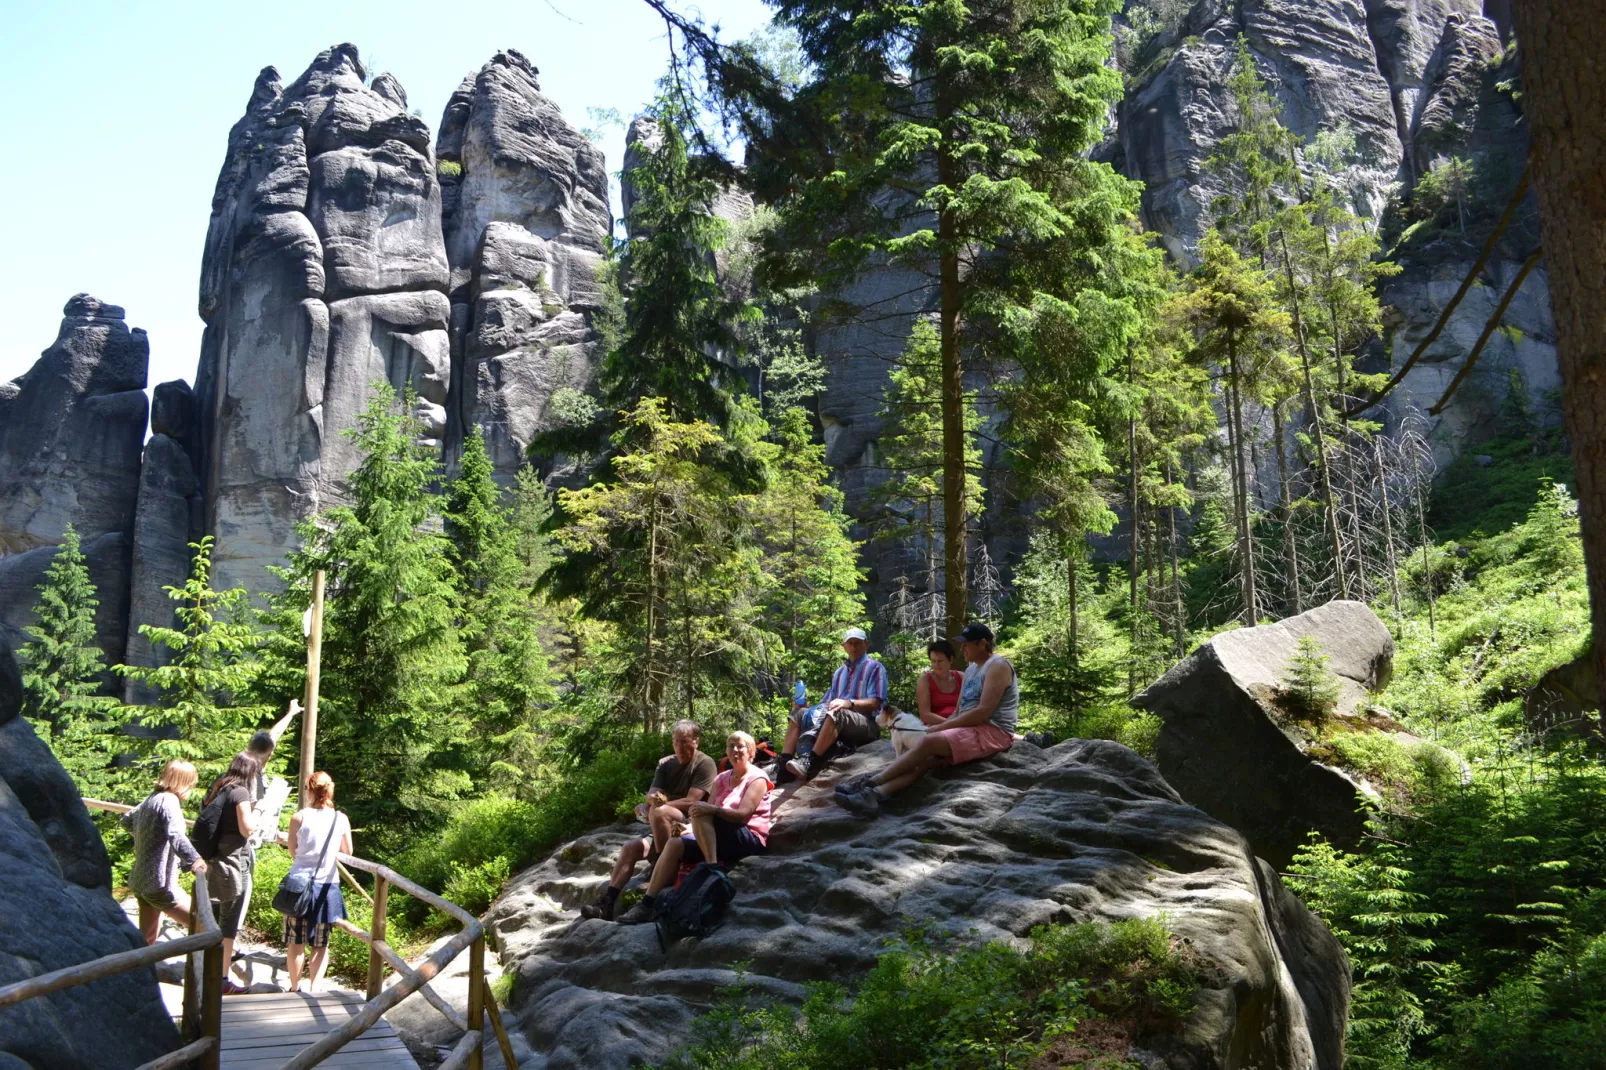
[1226,334,1259,625]
[1067,549,1079,670]
[936,84,968,637]
[1512,0,1606,712]
[1129,414,1140,694]
[1273,402,1303,614]
[1375,437,1402,615]
[1168,459,1186,657]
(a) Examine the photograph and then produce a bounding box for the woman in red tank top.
[917,639,962,724]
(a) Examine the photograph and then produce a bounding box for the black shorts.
[680,823,766,866]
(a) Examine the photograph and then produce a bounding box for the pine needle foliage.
[1281,635,1342,718]
[19,525,108,737]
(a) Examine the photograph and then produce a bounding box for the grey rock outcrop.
[491,739,1349,1069]
[0,296,147,665]
[437,50,611,480]
[1523,650,1602,742]
[122,382,205,704]
[1134,600,1398,866]
[0,638,182,1067]
[194,44,450,594]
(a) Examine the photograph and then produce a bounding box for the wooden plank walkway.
[217,990,419,1069]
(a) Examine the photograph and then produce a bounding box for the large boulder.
[490,740,1349,1070]
[1133,600,1397,867]
[436,49,612,482]
[0,638,182,1067]
[1523,650,1602,742]
[193,44,450,595]
[0,296,147,665]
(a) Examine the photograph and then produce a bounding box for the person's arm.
[267,699,302,745]
[234,799,256,839]
[930,660,1011,730]
[717,778,768,824]
[286,813,302,856]
[664,786,708,813]
[164,796,205,873]
[338,813,353,856]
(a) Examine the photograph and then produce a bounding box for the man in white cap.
[772,627,886,783]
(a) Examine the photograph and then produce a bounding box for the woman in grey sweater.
[121,760,209,945]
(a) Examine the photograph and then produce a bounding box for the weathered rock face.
[0,638,182,1067]
[1106,0,1547,462]
[1134,600,1398,867]
[122,382,205,704]
[490,739,1349,1070]
[0,295,147,664]
[193,44,451,593]
[1523,650,1602,742]
[437,50,611,481]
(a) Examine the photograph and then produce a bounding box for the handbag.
[272,815,339,917]
[206,841,253,902]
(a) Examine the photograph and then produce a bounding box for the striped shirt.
[823,654,888,712]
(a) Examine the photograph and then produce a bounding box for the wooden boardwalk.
[216,990,419,1069]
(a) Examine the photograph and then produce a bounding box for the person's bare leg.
[220,935,236,984]
[782,719,802,755]
[647,804,681,854]
[811,715,840,757]
[307,944,330,992]
[139,901,160,946]
[690,812,719,867]
[610,837,648,888]
[872,734,955,797]
[645,836,687,897]
[287,943,304,991]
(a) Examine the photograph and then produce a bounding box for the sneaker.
[786,750,823,783]
[616,897,656,926]
[835,784,881,819]
[580,889,620,921]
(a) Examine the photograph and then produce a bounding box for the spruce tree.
[270,384,467,845]
[753,405,868,689]
[751,0,1129,635]
[19,525,107,738]
[117,535,264,768]
[1281,634,1342,718]
[443,429,556,787]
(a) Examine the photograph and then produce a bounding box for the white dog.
[878,706,928,756]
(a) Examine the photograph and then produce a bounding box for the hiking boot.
[786,750,823,783]
[580,888,620,921]
[615,897,656,926]
[835,784,881,819]
[764,754,794,785]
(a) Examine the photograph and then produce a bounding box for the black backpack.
[653,862,735,950]
[190,783,231,861]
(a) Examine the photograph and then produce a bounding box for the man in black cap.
[835,623,1017,817]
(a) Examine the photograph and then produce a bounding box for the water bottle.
[793,679,807,706]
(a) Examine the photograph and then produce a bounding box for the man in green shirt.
[582,719,717,920]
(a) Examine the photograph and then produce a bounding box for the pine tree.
[19,525,108,738]
[269,384,468,845]
[116,535,264,768]
[752,405,868,689]
[1179,232,1292,625]
[443,429,556,788]
[1281,635,1342,718]
[873,319,985,638]
[753,0,1129,635]
[552,398,771,734]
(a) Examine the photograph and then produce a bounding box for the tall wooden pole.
[299,570,326,804]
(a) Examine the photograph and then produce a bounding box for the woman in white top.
[282,770,352,992]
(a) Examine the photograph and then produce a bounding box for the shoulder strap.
[311,811,340,872]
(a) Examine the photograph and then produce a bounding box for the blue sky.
[0,0,770,391]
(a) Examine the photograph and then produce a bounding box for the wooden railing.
[0,796,516,1070]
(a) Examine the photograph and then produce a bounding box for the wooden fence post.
[366,876,389,1000]
[467,936,486,1070]
[299,569,326,802]
[200,939,223,1070]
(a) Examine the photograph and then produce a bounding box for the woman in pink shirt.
[616,732,771,925]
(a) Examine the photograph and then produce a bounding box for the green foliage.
[1280,635,1342,718]
[662,917,1195,1069]
[116,536,265,772]
[436,159,462,178]
[1429,378,1573,543]
[258,384,467,851]
[18,525,123,794]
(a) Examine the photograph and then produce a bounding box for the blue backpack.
[653,862,735,950]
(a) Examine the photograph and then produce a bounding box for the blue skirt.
[296,881,348,927]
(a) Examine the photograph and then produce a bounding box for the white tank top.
[290,808,347,883]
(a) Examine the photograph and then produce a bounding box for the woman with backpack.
[617,732,772,925]
[122,760,208,945]
[278,771,351,993]
[196,753,262,993]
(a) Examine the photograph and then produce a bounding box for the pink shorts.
[945,722,1014,765]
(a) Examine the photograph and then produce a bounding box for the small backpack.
[190,782,233,861]
[653,862,735,950]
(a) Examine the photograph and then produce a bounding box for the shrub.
[1280,636,1342,719]
[661,917,1197,1069]
[437,159,462,177]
